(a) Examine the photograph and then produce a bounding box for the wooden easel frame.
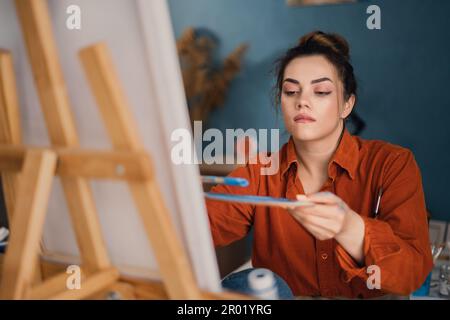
[0,0,249,300]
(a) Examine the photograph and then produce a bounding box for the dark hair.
[272,31,357,108]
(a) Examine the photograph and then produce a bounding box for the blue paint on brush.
[201,176,249,187]
[222,177,249,187]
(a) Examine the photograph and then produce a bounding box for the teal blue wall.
[168,0,450,221]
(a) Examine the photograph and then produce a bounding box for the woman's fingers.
[293,202,346,220]
[300,222,334,241]
[301,191,341,205]
[289,192,351,241]
[296,192,348,214]
[292,211,340,234]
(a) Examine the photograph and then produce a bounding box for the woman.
[205,31,433,299]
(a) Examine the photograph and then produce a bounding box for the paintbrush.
[204,192,315,209]
[201,175,249,187]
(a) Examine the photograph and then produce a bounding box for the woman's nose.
[295,94,311,110]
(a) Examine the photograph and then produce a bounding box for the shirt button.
[321,253,328,260]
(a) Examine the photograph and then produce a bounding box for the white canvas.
[0,0,221,293]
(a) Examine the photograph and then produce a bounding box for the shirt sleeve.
[205,164,259,248]
[335,149,433,295]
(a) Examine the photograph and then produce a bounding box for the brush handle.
[201,176,249,187]
[204,192,315,209]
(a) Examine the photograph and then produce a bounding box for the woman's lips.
[294,114,316,123]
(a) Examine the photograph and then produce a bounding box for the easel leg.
[14,0,111,273]
[0,50,22,223]
[0,150,56,299]
[79,44,202,299]
[0,49,43,286]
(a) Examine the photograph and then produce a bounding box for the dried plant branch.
[176,27,248,124]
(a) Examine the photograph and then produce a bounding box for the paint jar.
[412,271,432,297]
[247,268,279,300]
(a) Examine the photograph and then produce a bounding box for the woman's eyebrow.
[283,77,333,85]
[311,77,333,84]
[283,78,300,85]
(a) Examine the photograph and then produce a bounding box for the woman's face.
[280,55,354,142]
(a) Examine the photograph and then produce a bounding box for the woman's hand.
[288,191,365,263]
[288,191,350,241]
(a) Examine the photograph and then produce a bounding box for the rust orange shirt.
[206,127,433,298]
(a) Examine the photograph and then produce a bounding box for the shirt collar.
[281,126,359,180]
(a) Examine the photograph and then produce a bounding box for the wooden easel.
[0,0,248,300]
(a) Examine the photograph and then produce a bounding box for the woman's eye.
[283,91,297,96]
[316,91,331,96]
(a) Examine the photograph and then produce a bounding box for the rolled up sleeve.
[205,164,258,248]
[336,149,433,295]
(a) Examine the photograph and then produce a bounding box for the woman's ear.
[341,94,356,119]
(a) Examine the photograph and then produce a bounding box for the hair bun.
[298,30,350,61]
